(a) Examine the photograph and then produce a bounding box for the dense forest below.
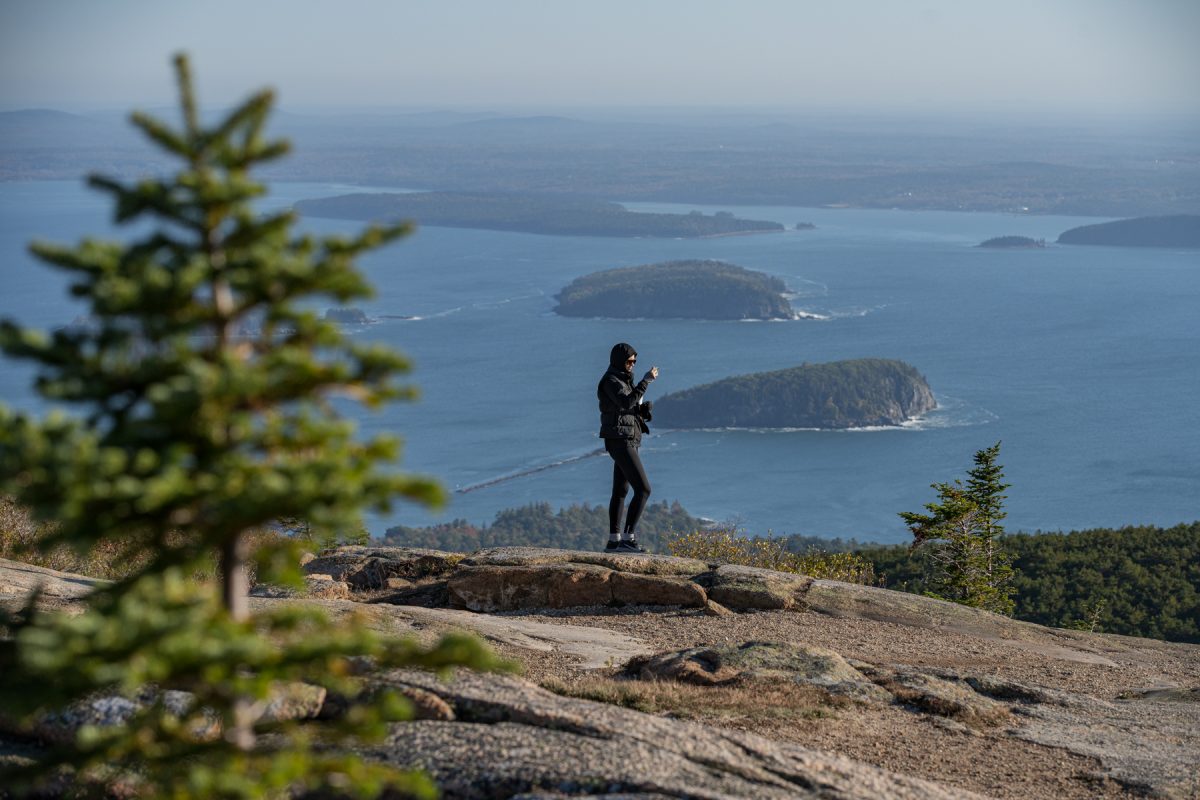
[555,260,793,320]
[1056,215,1200,248]
[654,359,936,429]
[382,501,705,553]
[856,522,1200,643]
[295,192,783,238]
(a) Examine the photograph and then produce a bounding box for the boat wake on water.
[391,305,464,322]
[455,447,607,494]
[469,290,546,310]
[379,291,545,322]
[786,303,890,321]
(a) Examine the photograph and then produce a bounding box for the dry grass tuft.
[667,528,877,584]
[1,495,288,583]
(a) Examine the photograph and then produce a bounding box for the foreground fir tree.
[0,55,500,798]
[899,442,1015,615]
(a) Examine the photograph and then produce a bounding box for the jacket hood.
[608,342,638,372]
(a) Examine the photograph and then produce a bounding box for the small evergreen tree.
[899,443,1014,615]
[965,441,1010,579]
[0,55,501,798]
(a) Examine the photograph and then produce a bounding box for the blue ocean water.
[2,180,1198,543]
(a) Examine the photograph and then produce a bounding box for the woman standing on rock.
[598,342,658,552]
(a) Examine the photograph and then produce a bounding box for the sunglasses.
[626,357,637,364]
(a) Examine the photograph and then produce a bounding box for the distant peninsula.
[654,358,936,429]
[1057,215,1200,248]
[555,260,794,320]
[295,192,784,239]
[978,236,1045,249]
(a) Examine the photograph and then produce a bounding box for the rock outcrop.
[0,558,106,600]
[4,549,1198,799]
[301,545,462,590]
[367,669,983,800]
[250,574,352,600]
[447,563,709,612]
[693,564,813,610]
[626,641,890,701]
[8,682,325,747]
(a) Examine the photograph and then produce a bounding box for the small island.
[324,307,372,324]
[296,192,784,239]
[1057,215,1200,248]
[555,260,794,320]
[978,236,1045,249]
[795,222,816,230]
[654,358,936,429]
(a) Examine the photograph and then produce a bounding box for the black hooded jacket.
[598,342,652,442]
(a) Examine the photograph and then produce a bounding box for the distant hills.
[655,359,936,429]
[0,108,131,149]
[1057,215,1200,248]
[295,192,783,239]
[4,107,1197,216]
[554,260,793,320]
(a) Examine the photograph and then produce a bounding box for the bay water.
[2,180,1197,543]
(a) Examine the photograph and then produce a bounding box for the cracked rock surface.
[369,669,985,800]
[4,549,1198,799]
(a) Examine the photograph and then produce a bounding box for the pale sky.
[1,0,1197,115]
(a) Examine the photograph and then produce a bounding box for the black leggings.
[605,438,652,534]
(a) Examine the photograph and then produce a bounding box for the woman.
[597,342,659,552]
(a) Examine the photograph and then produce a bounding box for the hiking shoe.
[605,540,624,551]
[618,539,647,553]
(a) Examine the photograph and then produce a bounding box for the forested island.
[555,260,794,320]
[1057,215,1200,248]
[296,192,783,238]
[654,358,936,429]
[977,236,1045,249]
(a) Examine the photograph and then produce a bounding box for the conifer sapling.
[0,54,504,798]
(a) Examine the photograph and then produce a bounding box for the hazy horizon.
[2,0,1198,117]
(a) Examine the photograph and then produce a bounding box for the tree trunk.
[220,534,254,750]
[221,534,250,621]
